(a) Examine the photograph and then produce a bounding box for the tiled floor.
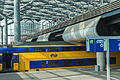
[0,67,120,80]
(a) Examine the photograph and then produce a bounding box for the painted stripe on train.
[30,57,116,69]
[0,46,86,53]
[13,45,84,48]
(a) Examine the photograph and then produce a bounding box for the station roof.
[0,0,109,22]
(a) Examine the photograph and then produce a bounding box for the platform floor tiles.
[0,67,120,80]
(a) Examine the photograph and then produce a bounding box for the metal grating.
[21,0,120,41]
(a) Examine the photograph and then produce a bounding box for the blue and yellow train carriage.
[13,41,97,72]
[0,41,120,72]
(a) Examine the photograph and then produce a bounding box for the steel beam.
[0,12,6,17]
[14,0,21,42]
[21,0,120,41]
[0,21,3,45]
[1,26,3,45]
[8,0,35,17]
[0,0,35,22]
[4,17,8,45]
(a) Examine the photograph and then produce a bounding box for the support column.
[1,26,3,45]
[14,0,21,42]
[106,0,112,3]
[96,52,105,71]
[4,17,8,45]
[100,0,103,5]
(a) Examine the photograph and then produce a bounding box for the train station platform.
[0,67,120,80]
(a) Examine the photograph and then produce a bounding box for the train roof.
[13,41,85,46]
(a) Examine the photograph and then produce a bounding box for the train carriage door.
[13,54,19,71]
[2,53,13,71]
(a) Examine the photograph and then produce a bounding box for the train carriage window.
[14,56,18,63]
[48,61,59,67]
[48,48,59,52]
[62,60,73,66]
[24,48,30,52]
[75,59,86,66]
[0,56,2,63]
[87,59,96,65]
[34,48,45,52]
[41,61,46,67]
[105,57,116,64]
[110,57,116,64]
[74,46,86,51]
[62,47,72,51]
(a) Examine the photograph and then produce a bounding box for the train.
[0,41,120,72]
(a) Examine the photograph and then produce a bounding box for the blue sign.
[87,38,120,52]
[87,39,106,52]
[86,39,95,52]
[95,39,106,52]
[109,39,120,52]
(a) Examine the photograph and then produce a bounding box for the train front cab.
[0,53,19,72]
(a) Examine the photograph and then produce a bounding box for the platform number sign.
[86,37,120,80]
[87,38,120,52]
[86,39,106,52]
[86,39,95,52]
[109,39,120,52]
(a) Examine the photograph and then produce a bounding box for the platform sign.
[87,38,120,52]
[86,39,95,52]
[86,39,107,52]
[109,39,120,52]
[86,37,120,80]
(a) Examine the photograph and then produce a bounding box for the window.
[62,47,72,51]
[34,48,45,52]
[41,61,46,68]
[62,60,73,66]
[48,48,59,52]
[14,56,18,63]
[48,61,59,67]
[74,46,86,51]
[105,57,116,64]
[87,59,96,65]
[75,59,86,66]
[30,61,38,69]
[24,48,30,52]
[110,57,116,64]
[0,56,2,63]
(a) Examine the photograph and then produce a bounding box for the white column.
[14,0,21,42]
[4,17,8,45]
[96,52,105,71]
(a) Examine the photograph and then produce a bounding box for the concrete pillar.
[14,0,21,42]
[1,26,3,45]
[4,17,8,45]
[96,52,105,71]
